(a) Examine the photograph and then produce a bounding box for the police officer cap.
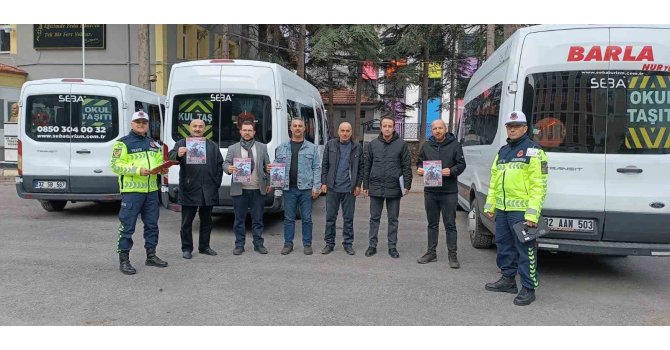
[131,110,149,122]
[504,111,527,126]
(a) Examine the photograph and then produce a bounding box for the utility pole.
[138,24,150,89]
[81,24,86,79]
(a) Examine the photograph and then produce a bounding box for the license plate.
[543,217,595,233]
[34,180,67,190]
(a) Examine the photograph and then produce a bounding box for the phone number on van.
[36,126,107,134]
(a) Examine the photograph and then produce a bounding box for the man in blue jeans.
[272,118,321,255]
[320,122,363,255]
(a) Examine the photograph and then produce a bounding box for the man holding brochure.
[110,110,169,275]
[416,119,466,268]
[169,118,224,259]
[223,120,271,255]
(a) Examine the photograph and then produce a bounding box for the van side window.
[460,82,502,146]
[148,103,162,141]
[286,99,316,143]
[522,71,608,154]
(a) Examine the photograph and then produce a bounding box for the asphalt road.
[1,178,669,325]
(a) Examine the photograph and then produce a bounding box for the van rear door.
[68,84,123,194]
[603,27,670,243]
[21,84,72,194]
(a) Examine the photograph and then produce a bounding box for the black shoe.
[119,251,136,275]
[281,244,293,255]
[199,247,218,256]
[344,246,355,255]
[233,247,245,255]
[514,287,536,306]
[448,252,460,269]
[321,245,334,254]
[364,246,377,257]
[304,246,313,255]
[485,275,518,293]
[388,248,400,259]
[182,251,192,259]
[145,248,168,268]
[417,252,437,264]
[254,245,268,254]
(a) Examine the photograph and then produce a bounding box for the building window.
[340,110,346,118]
[0,25,11,52]
[360,110,366,119]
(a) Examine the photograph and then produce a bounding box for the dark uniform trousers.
[180,205,214,252]
[495,210,539,290]
[117,191,160,252]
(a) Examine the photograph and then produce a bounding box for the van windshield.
[522,70,670,155]
[171,93,272,148]
[25,94,119,143]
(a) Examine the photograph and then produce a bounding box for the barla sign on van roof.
[567,46,654,62]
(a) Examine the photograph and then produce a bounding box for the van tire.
[40,200,67,212]
[469,200,494,249]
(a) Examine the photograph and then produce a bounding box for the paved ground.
[1,177,669,325]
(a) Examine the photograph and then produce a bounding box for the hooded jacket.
[363,131,412,198]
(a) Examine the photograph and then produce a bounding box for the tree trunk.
[248,24,259,60]
[297,24,306,78]
[448,36,456,133]
[137,24,150,90]
[419,46,429,147]
[486,24,495,58]
[327,58,335,138]
[222,24,230,59]
[504,24,520,40]
[354,62,363,143]
[241,25,249,59]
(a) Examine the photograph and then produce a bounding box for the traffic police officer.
[483,111,548,306]
[111,110,168,275]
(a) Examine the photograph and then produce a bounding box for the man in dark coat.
[362,116,412,258]
[416,119,466,268]
[168,118,224,259]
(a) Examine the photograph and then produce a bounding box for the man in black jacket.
[416,120,466,268]
[168,119,224,259]
[363,116,412,258]
[320,122,363,255]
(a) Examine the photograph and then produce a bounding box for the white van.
[162,59,328,212]
[16,78,165,212]
[457,24,670,256]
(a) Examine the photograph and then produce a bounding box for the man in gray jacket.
[363,116,412,258]
[223,121,271,255]
[320,122,363,255]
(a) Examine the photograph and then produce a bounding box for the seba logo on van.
[567,45,654,62]
[210,93,232,102]
[58,95,85,103]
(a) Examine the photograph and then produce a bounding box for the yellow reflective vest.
[110,131,163,193]
[483,135,548,223]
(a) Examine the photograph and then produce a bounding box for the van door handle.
[76,149,91,154]
[617,167,642,174]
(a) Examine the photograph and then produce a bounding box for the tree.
[311,25,380,142]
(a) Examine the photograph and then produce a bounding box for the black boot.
[513,287,536,306]
[145,248,168,267]
[448,251,460,269]
[485,275,518,293]
[119,251,136,275]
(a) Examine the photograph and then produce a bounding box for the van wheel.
[40,200,67,212]
[469,200,493,249]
